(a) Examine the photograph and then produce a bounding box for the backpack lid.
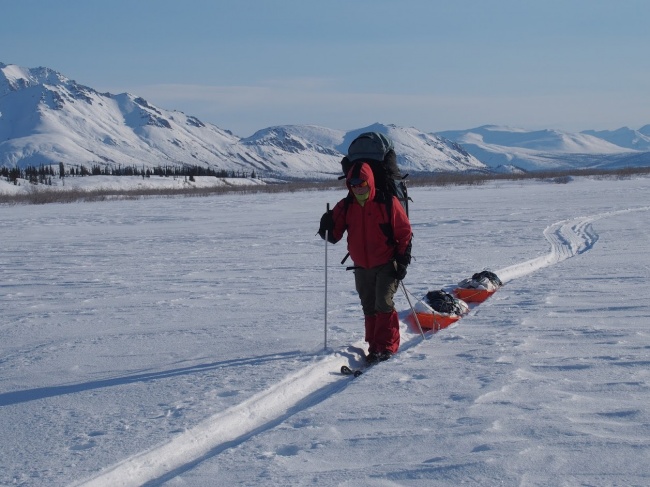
[347,132,394,162]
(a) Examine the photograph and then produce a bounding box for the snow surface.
[0,176,266,196]
[2,176,650,486]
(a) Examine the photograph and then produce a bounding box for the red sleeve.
[330,198,348,243]
[391,197,412,255]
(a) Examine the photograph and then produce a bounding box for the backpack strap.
[340,195,353,265]
[343,193,354,212]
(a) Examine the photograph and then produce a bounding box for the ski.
[340,351,396,377]
[340,365,364,377]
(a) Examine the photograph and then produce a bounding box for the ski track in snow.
[73,206,650,487]
[496,207,647,282]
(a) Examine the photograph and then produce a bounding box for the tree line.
[1,163,257,185]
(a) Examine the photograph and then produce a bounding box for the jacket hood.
[345,162,376,201]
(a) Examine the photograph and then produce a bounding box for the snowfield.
[1,176,649,486]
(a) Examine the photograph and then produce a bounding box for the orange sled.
[453,287,496,303]
[409,311,461,332]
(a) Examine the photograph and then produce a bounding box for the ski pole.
[403,284,428,307]
[324,203,329,351]
[400,281,426,339]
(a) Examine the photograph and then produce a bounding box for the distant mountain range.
[0,63,483,179]
[2,62,649,177]
[438,125,650,171]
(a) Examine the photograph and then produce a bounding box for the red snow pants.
[355,263,400,354]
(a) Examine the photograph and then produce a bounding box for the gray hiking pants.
[354,262,399,316]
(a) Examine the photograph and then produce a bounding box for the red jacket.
[330,163,412,269]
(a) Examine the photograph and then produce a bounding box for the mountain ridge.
[2,62,649,176]
[437,124,649,171]
[0,63,485,178]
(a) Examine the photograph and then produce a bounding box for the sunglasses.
[348,179,368,189]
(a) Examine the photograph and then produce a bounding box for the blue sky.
[3,0,649,137]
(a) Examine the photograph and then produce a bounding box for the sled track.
[496,208,647,283]
[74,207,649,487]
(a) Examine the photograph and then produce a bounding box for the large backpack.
[338,132,412,266]
[340,132,410,216]
[425,290,465,315]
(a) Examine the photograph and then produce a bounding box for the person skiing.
[319,161,412,363]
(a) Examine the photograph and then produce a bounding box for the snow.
[582,127,650,151]
[1,63,484,178]
[1,64,31,84]
[2,176,650,486]
[439,125,631,154]
[437,125,642,171]
[0,176,267,196]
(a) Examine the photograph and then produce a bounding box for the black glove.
[394,262,408,281]
[394,253,410,281]
[318,210,335,242]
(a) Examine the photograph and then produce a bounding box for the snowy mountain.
[5,62,650,177]
[341,123,486,173]
[436,125,648,172]
[239,123,486,177]
[581,126,650,151]
[0,62,485,178]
